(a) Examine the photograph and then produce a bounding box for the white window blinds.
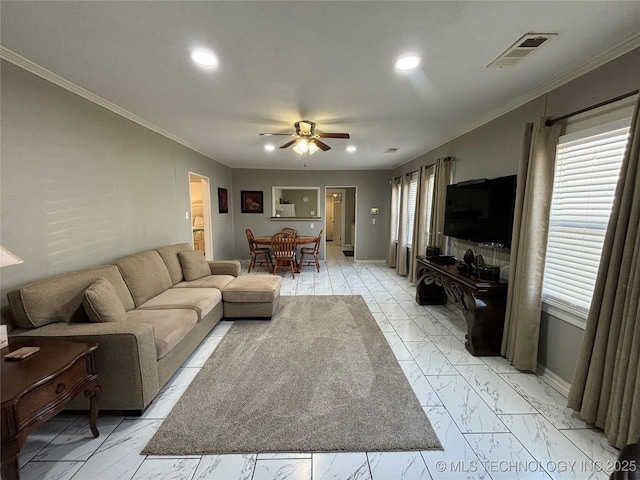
[406,172,419,247]
[424,170,436,243]
[542,121,630,318]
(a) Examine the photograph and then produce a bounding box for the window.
[542,119,630,322]
[423,169,436,244]
[391,178,402,243]
[406,172,419,247]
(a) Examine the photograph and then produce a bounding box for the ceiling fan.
[259,120,350,154]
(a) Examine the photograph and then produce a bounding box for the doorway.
[189,173,213,260]
[326,187,356,257]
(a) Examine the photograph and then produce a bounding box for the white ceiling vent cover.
[488,33,558,68]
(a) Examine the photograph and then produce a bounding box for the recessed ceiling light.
[395,55,421,71]
[191,49,218,68]
[346,146,357,153]
[264,144,275,152]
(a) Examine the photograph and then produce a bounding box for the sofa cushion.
[178,250,211,281]
[82,278,128,323]
[174,274,236,290]
[156,243,193,285]
[7,265,135,329]
[116,250,173,307]
[222,275,282,303]
[126,308,198,359]
[137,288,222,320]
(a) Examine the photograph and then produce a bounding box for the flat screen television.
[443,174,517,248]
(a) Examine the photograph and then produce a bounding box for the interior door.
[332,192,343,246]
[326,194,334,241]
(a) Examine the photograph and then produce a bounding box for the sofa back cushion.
[178,250,211,281]
[156,243,193,285]
[116,250,172,307]
[7,265,135,329]
[82,277,128,323]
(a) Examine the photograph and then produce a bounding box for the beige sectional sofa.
[2,243,281,413]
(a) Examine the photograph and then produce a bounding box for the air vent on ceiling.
[384,148,399,154]
[488,33,557,68]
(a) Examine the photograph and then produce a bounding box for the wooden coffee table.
[1,340,100,480]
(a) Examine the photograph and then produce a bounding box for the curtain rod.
[545,89,639,126]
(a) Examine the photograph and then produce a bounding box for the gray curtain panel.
[501,119,563,371]
[568,94,640,449]
[396,174,411,276]
[431,157,453,253]
[386,177,401,268]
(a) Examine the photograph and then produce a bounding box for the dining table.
[253,235,318,273]
[252,235,318,246]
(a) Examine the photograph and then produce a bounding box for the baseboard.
[536,363,571,398]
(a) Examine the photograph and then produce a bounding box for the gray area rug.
[143,295,442,454]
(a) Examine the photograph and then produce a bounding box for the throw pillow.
[82,277,128,323]
[178,250,211,281]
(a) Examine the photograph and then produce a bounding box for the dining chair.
[271,231,297,278]
[299,230,323,272]
[281,227,297,236]
[246,228,273,273]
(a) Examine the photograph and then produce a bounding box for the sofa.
[2,243,282,413]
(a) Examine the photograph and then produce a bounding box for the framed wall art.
[241,190,263,213]
[218,188,228,214]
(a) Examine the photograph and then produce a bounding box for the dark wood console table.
[1,340,100,480]
[415,256,508,356]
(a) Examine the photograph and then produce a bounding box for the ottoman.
[222,275,282,319]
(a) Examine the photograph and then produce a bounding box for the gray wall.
[0,60,234,301]
[279,189,318,217]
[232,169,390,261]
[391,47,640,385]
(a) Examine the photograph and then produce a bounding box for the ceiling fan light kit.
[260,120,350,156]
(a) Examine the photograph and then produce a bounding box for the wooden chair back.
[271,231,297,278]
[281,227,297,236]
[271,232,296,258]
[245,228,258,252]
[299,230,323,272]
[313,230,323,254]
[246,228,272,272]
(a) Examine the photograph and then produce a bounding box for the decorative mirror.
[272,186,321,219]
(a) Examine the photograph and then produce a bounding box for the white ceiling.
[2,1,639,170]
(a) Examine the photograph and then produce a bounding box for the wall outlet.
[372,218,376,225]
[185,212,189,220]
[310,223,314,229]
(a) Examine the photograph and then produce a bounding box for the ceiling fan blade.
[259,133,294,136]
[311,139,331,151]
[317,133,350,139]
[279,139,298,149]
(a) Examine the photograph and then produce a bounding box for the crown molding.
[395,33,640,170]
[0,46,227,166]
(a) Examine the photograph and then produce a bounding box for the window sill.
[541,301,586,330]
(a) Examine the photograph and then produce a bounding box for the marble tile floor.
[18,243,619,480]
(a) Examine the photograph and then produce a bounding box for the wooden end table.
[1,340,101,480]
